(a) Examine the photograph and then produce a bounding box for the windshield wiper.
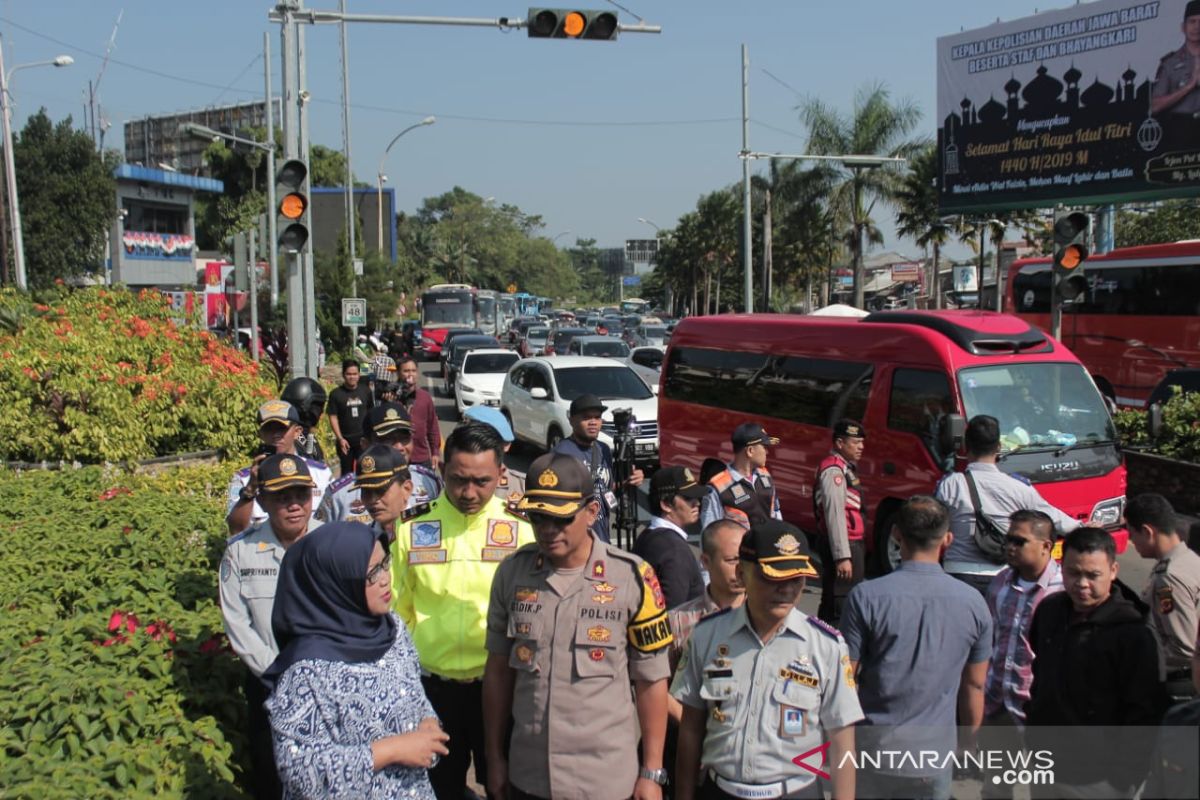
[1053,438,1118,458]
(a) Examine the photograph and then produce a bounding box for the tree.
[895,144,951,308]
[654,189,741,315]
[800,83,925,308]
[11,110,117,288]
[1117,200,1200,246]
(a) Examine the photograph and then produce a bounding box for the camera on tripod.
[610,408,639,550]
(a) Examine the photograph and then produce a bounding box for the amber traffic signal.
[1052,211,1090,301]
[527,8,619,39]
[275,158,309,252]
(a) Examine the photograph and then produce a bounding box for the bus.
[513,292,539,317]
[1008,241,1200,407]
[498,293,517,330]
[474,289,502,338]
[620,297,650,315]
[658,310,1128,571]
[420,283,476,359]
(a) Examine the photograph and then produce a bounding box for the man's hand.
[338,437,350,455]
[627,467,645,488]
[632,777,663,800]
[835,558,853,581]
[486,755,510,800]
[430,454,441,470]
[246,453,269,494]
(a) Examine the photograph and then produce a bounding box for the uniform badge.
[515,644,534,664]
[592,593,615,604]
[515,622,532,636]
[780,706,806,738]
[538,469,559,488]
[775,533,801,556]
[592,560,606,579]
[593,582,616,594]
[487,519,517,548]
[257,541,271,552]
[1158,586,1175,615]
[639,562,667,611]
[717,644,729,657]
[712,708,727,723]
[730,484,748,500]
[780,668,819,687]
[220,558,232,582]
[833,473,843,486]
[842,654,856,688]
[279,458,297,476]
[587,626,612,643]
[360,455,377,474]
[589,647,605,662]
[411,521,442,549]
[384,408,400,421]
[515,587,539,603]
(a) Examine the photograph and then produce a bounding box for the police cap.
[731,422,780,451]
[365,403,413,439]
[258,399,301,429]
[354,444,411,490]
[833,418,866,440]
[739,519,819,580]
[258,453,315,493]
[517,452,595,517]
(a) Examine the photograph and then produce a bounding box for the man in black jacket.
[633,465,706,609]
[1025,526,1168,796]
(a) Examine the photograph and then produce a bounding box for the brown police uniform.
[1143,542,1200,698]
[486,454,673,800]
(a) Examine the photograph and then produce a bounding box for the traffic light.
[527,8,619,39]
[275,158,309,252]
[1052,210,1090,301]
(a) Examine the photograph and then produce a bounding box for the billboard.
[938,0,1200,213]
[891,262,922,282]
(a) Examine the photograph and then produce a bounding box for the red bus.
[658,310,1128,571]
[419,283,476,359]
[1008,242,1200,407]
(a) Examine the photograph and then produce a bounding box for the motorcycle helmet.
[280,377,327,430]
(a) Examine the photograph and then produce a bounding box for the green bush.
[0,286,274,463]
[0,464,250,798]
[1116,388,1200,463]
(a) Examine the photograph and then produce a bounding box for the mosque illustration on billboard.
[941,63,1163,178]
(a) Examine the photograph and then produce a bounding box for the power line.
[212,53,262,106]
[751,119,807,141]
[760,68,805,100]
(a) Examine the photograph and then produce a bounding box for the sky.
[1,0,1075,259]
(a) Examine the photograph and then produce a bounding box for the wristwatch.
[639,767,668,786]
[238,486,257,503]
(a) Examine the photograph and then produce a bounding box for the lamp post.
[182,123,278,309]
[637,217,660,232]
[376,116,435,258]
[0,40,73,290]
[551,230,572,245]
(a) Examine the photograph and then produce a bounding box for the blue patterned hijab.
[262,521,396,689]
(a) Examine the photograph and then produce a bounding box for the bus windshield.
[957,363,1116,453]
[476,296,497,325]
[422,292,474,327]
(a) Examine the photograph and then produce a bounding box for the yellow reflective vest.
[391,493,535,680]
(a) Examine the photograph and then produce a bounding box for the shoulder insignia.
[505,502,529,521]
[807,615,844,640]
[1009,472,1033,486]
[331,473,356,491]
[401,502,430,522]
[235,466,252,479]
[694,606,734,626]
[709,470,733,489]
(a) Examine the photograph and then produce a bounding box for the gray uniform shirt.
[226,457,334,527]
[1143,542,1200,673]
[315,464,442,524]
[1154,44,1200,115]
[671,605,863,789]
[936,462,1078,574]
[219,518,319,676]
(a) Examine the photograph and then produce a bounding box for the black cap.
[258,453,315,492]
[365,403,413,439]
[731,422,780,451]
[1187,0,1200,18]
[258,399,301,428]
[651,465,708,503]
[739,520,819,580]
[517,452,595,517]
[833,419,866,440]
[569,394,607,416]
[353,444,410,490]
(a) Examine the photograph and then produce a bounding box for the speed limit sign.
[342,298,367,327]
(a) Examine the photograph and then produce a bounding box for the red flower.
[107,610,125,632]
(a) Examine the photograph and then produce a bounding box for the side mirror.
[1148,402,1163,440]
[530,387,549,400]
[651,384,660,396]
[940,413,967,456]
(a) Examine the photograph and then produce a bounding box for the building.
[110,164,223,287]
[123,100,280,175]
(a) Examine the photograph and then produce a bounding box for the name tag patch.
[481,547,515,562]
[408,549,447,565]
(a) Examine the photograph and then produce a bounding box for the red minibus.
[1008,241,1200,407]
[658,310,1128,570]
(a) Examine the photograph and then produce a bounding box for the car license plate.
[636,442,656,454]
[485,399,500,407]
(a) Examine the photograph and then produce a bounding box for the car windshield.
[582,341,630,358]
[554,366,653,401]
[527,327,550,343]
[957,362,1116,452]
[464,352,519,374]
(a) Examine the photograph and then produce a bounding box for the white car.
[455,348,521,417]
[500,355,660,464]
[625,345,664,387]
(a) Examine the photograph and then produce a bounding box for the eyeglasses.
[366,552,391,586]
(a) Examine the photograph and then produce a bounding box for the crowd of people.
[218,359,1200,800]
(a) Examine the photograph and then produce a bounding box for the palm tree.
[895,144,952,309]
[800,83,925,308]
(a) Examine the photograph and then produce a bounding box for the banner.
[891,262,922,282]
[938,0,1200,212]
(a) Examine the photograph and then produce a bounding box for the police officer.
[813,419,867,626]
[353,444,418,543]
[391,422,535,800]
[1126,492,1200,700]
[699,423,782,531]
[464,404,525,503]
[1152,0,1200,116]
[672,520,864,800]
[227,399,332,535]
[484,452,672,800]
[317,403,442,525]
[219,454,321,800]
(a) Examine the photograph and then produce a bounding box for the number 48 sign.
[342,298,367,327]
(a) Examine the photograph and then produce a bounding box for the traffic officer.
[354,444,417,543]
[1152,0,1200,116]
[672,520,863,800]
[391,421,535,800]
[464,404,525,503]
[226,399,332,535]
[699,423,782,531]
[484,452,672,800]
[813,419,867,626]
[219,453,321,800]
[316,403,441,525]
[1126,492,1200,700]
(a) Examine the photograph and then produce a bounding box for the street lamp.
[551,230,572,245]
[637,217,660,232]
[181,122,280,309]
[376,116,435,258]
[0,39,73,290]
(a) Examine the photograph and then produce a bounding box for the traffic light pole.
[1050,270,1062,341]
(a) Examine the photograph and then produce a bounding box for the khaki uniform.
[486,538,672,800]
[1143,542,1200,675]
[218,518,319,676]
[1154,45,1200,115]
[671,606,864,796]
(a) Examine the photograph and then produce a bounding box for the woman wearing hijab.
[264,521,448,799]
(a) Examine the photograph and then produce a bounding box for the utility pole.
[740,44,753,314]
[339,0,359,345]
[264,31,280,309]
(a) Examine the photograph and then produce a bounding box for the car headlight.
[1090,496,1125,527]
[421,337,436,347]
[460,382,475,392]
